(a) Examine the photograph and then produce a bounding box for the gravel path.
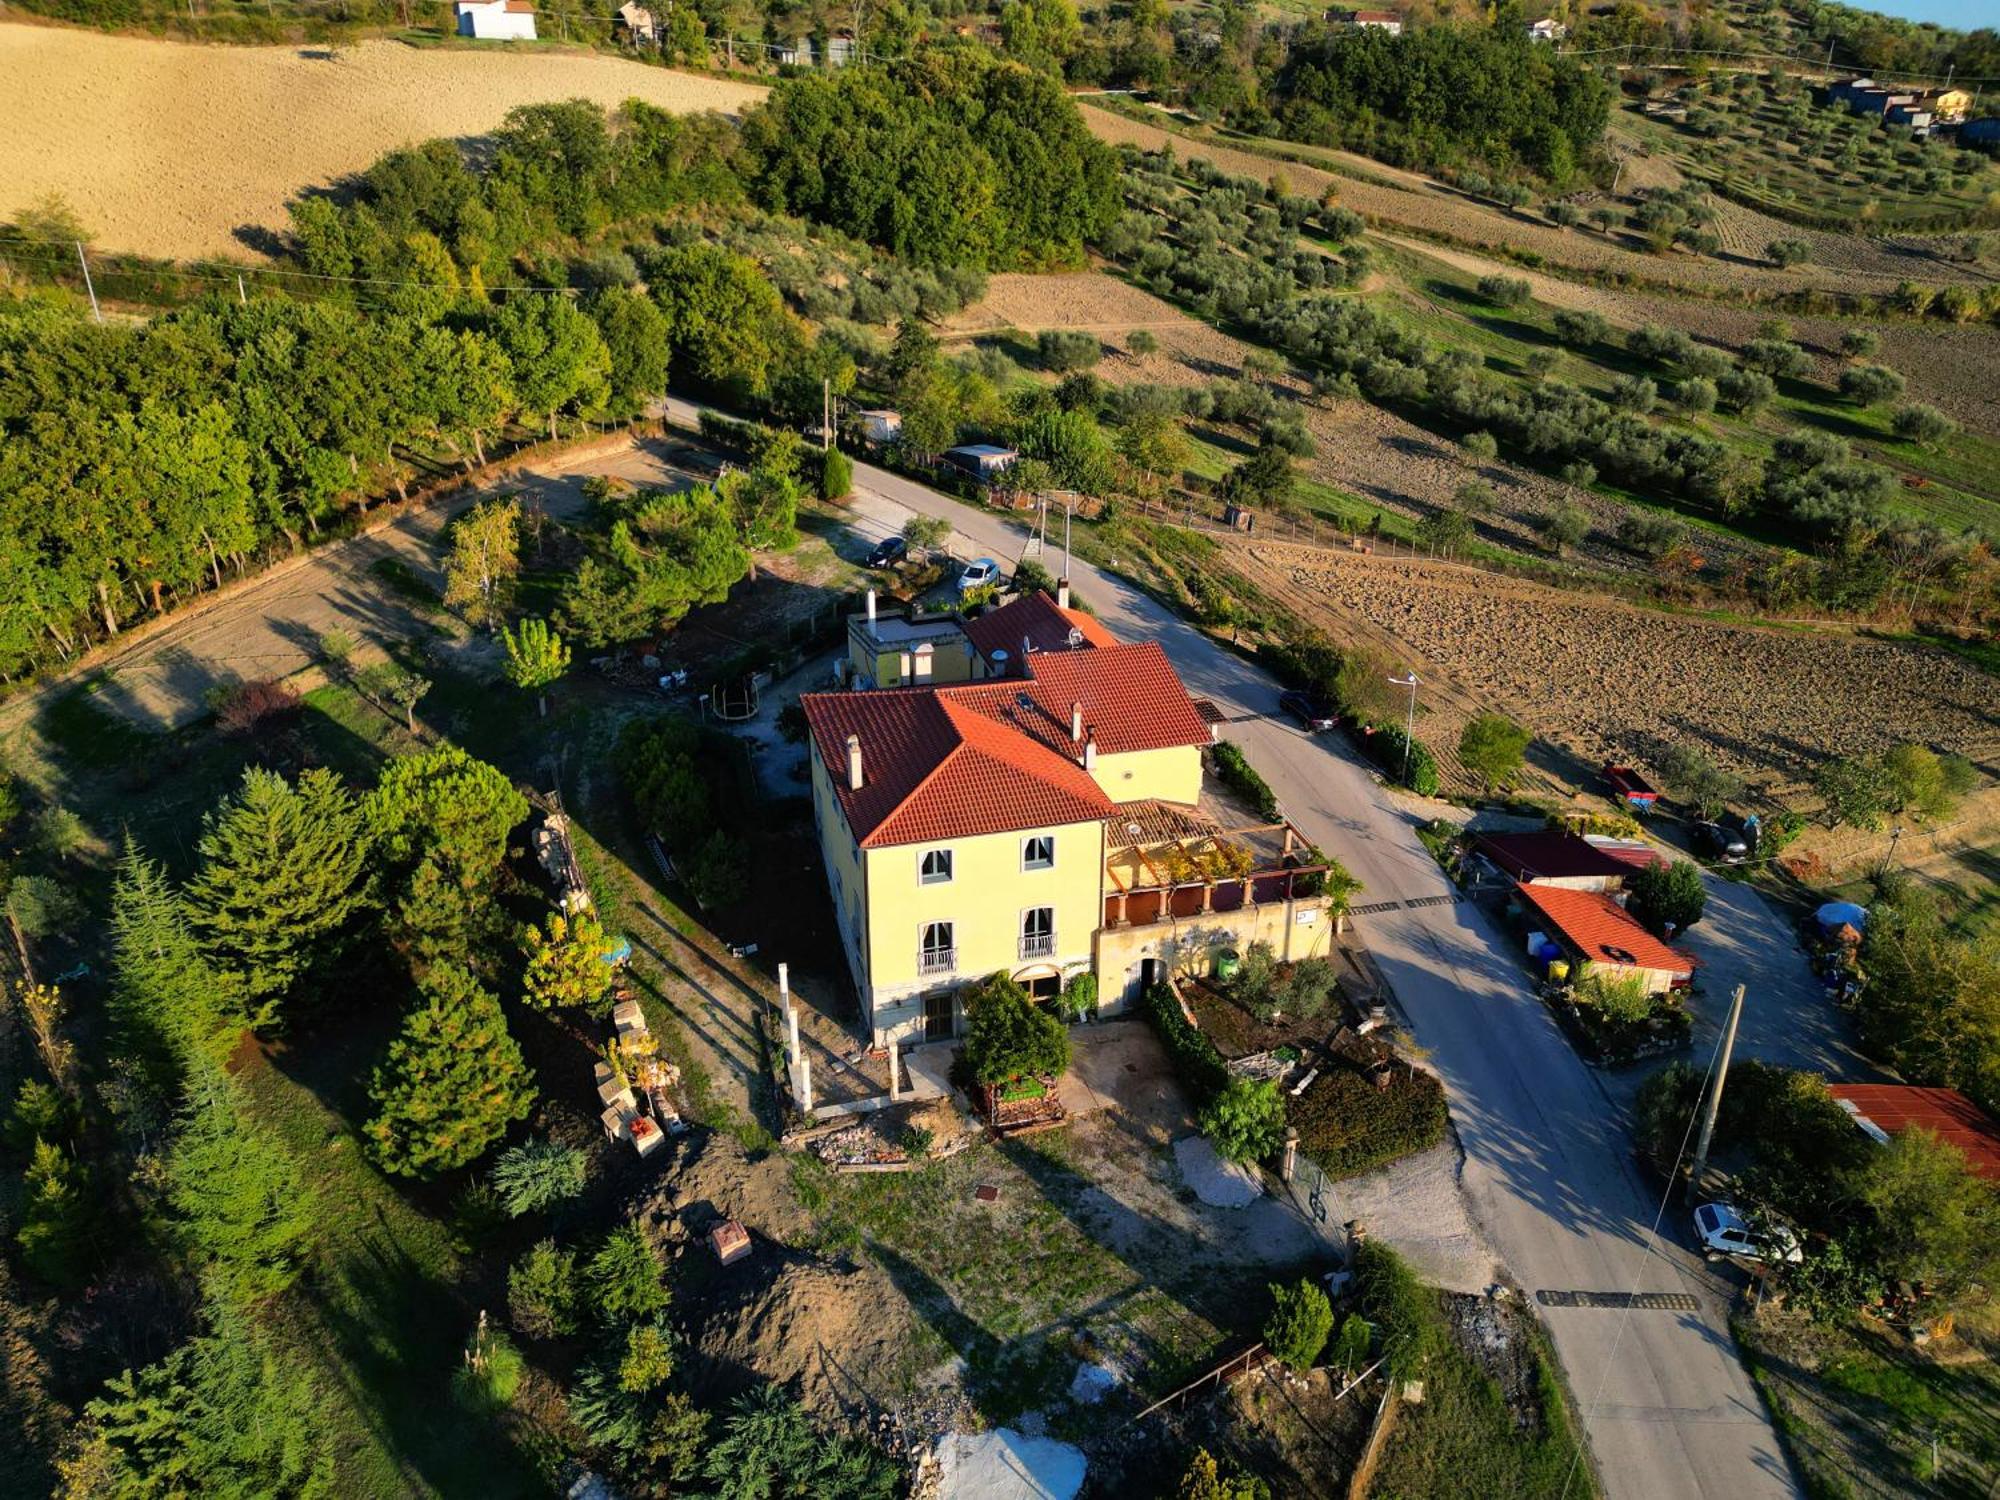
[0,28,764,259]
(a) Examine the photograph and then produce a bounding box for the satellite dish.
[1067,627,1086,648]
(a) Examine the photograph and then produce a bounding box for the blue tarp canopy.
[1814,902,1868,932]
[600,938,633,966]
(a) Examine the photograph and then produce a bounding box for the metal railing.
[918,946,957,976]
[1019,931,1056,960]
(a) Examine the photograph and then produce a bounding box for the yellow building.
[804,601,1335,1044]
[844,583,1118,689]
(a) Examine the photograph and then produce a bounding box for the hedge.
[1290,1065,1447,1179]
[1142,984,1230,1102]
[1356,720,1441,797]
[1212,742,1281,821]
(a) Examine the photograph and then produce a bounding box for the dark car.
[866,535,908,569]
[1694,820,1750,863]
[1279,690,1338,732]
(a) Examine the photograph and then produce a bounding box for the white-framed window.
[920,848,953,885]
[1022,835,1055,871]
[1020,906,1055,960]
[919,921,956,975]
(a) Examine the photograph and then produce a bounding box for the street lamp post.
[1882,823,1906,878]
[1387,671,1419,784]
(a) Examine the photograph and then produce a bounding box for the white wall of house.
[457,2,538,40]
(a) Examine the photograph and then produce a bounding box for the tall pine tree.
[186,769,373,1029]
[363,745,527,966]
[365,964,534,1178]
[60,1294,335,1498]
[164,1058,313,1305]
[109,837,235,1075]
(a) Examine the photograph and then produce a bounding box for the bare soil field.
[1081,104,1985,298]
[1227,537,2000,803]
[0,27,765,259]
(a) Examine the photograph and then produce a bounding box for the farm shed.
[1829,1084,2000,1181]
[1515,882,1694,994]
[455,0,537,39]
[943,444,1019,484]
[1474,831,1635,893]
[857,409,902,443]
[615,3,657,41]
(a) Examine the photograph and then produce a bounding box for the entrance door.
[1140,957,1160,994]
[923,989,955,1042]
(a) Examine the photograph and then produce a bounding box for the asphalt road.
[759,422,1800,1500]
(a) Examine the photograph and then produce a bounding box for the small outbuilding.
[456,0,538,40]
[943,444,1020,484]
[1515,881,1694,994]
[1474,831,1637,893]
[857,409,902,443]
[1829,1084,2000,1181]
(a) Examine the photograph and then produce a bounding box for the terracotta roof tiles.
[1515,882,1694,977]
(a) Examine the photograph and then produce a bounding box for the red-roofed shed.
[1828,1084,2000,1181]
[1475,831,1637,892]
[1515,882,1695,994]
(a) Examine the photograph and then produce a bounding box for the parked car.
[1279,690,1338,732]
[957,558,1001,595]
[866,535,907,569]
[1694,820,1749,863]
[1693,1202,1802,1264]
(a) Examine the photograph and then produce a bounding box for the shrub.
[1537,501,1590,556]
[1476,275,1532,307]
[1264,1279,1335,1373]
[211,677,304,738]
[1626,858,1706,935]
[1616,511,1685,559]
[490,1138,588,1217]
[1458,714,1530,792]
[1673,376,1717,413]
[1551,309,1609,347]
[1766,237,1811,268]
[1891,403,1953,446]
[1290,1065,1447,1178]
[1177,1449,1270,1500]
[1036,329,1102,371]
[1460,430,1498,463]
[1200,1076,1287,1164]
[1212,742,1281,821]
[1331,1313,1372,1374]
[1359,721,1440,797]
[1353,1241,1447,1379]
[817,446,853,502]
[1742,339,1808,379]
[1560,459,1597,489]
[1838,363,1905,407]
[1839,328,1879,358]
[1610,374,1657,414]
[1127,330,1158,355]
[962,972,1070,1085]
[1058,971,1098,1022]
[508,1239,581,1338]
[1143,984,1229,1101]
[1574,971,1654,1024]
[586,1224,670,1325]
[451,1321,525,1415]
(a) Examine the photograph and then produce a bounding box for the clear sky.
[1846,0,1992,30]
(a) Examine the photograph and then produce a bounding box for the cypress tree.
[185,769,373,1029]
[365,964,534,1178]
[109,837,235,1073]
[165,1059,313,1305]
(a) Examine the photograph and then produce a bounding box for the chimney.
[1057,578,1071,610]
[845,734,863,791]
[1083,730,1098,771]
[865,588,876,625]
[1070,700,1084,743]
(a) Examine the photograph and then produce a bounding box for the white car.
[1693,1202,1802,1264]
[957,558,1001,595]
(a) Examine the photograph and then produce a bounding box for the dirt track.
[0,27,765,259]
[1228,537,2000,800]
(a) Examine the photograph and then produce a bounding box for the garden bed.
[1290,1058,1448,1181]
[1182,973,1342,1061]
[1540,981,1692,1066]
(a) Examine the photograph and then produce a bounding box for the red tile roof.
[1828,1084,2000,1182]
[1476,831,1635,883]
[802,642,1211,848]
[961,591,1117,665]
[1515,883,1694,977]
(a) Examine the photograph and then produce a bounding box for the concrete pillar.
[799,1052,815,1119]
[1282,1127,1299,1183]
[787,1006,801,1068]
[888,1034,902,1100]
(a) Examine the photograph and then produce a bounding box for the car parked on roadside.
[1693,1202,1802,1264]
[1694,820,1749,863]
[866,535,907,569]
[1278,690,1338,732]
[957,557,1001,595]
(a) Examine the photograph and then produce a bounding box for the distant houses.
[1824,76,1975,138]
[455,0,537,41]
[1525,18,1568,42]
[615,2,657,43]
[1328,8,1404,35]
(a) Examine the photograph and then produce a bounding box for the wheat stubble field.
[0,26,765,260]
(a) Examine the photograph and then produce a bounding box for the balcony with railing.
[918,945,957,977]
[1018,930,1056,960]
[1103,798,1333,929]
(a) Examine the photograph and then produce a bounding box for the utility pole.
[236,273,248,305]
[76,241,101,324]
[1686,984,1745,1203]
